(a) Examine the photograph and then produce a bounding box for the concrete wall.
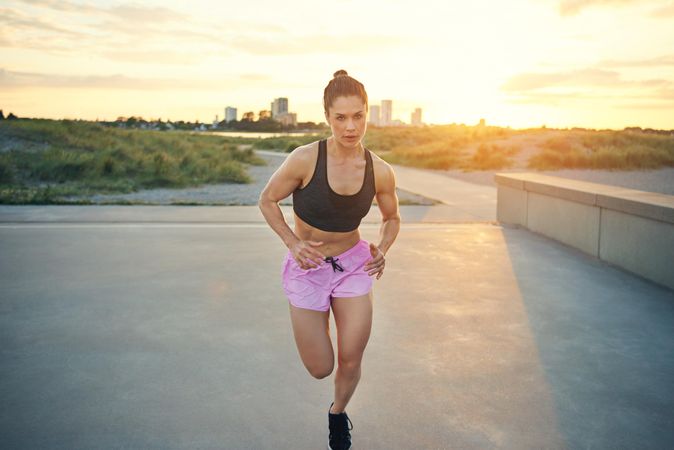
[494,173,674,291]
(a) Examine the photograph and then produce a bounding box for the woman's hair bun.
[333,69,348,78]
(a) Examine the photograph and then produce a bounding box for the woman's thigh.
[331,291,373,365]
[288,303,334,377]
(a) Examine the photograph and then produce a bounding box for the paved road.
[1,205,673,449]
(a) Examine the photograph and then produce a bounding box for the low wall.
[494,173,674,291]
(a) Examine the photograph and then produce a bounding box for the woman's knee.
[308,362,334,379]
[337,357,361,374]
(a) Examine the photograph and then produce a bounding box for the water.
[206,131,323,139]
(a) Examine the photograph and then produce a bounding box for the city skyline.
[219,97,422,127]
[1,0,673,129]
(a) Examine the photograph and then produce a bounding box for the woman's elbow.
[258,192,276,210]
[382,212,401,223]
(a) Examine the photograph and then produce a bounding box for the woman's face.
[325,95,368,148]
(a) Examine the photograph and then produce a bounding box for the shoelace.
[324,256,344,272]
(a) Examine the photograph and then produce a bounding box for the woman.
[258,70,400,450]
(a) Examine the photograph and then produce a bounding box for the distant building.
[411,108,423,126]
[478,118,486,127]
[271,98,289,119]
[277,112,297,127]
[369,105,381,126]
[381,100,392,126]
[225,107,237,122]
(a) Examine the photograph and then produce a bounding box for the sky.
[0,0,673,129]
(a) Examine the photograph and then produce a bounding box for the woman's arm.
[258,151,305,249]
[258,148,326,268]
[364,162,400,278]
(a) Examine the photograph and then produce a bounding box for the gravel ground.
[58,151,437,205]
[51,147,674,204]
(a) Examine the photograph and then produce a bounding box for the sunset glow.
[1,0,673,129]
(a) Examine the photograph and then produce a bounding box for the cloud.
[614,102,674,109]
[501,66,674,108]
[15,0,99,13]
[0,2,292,61]
[101,50,208,65]
[0,67,259,90]
[106,4,183,23]
[15,0,179,21]
[0,6,84,37]
[558,0,648,16]
[231,33,409,55]
[239,73,272,81]
[598,54,674,68]
[502,68,623,91]
[649,1,674,17]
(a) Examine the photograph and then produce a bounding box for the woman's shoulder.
[366,149,395,192]
[288,140,321,160]
[284,140,322,178]
[367,149,394,175]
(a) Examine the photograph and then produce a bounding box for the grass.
[464,143,520,170]
[244,124,518,170]
[2,119,671,205]
[0,119,266,204]
[528,130,674,170]
[362,125,516,170]
[252,133,330,152]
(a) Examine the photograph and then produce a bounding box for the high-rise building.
[369,105,381,126]
[411,108,423,126]
[225,106,237,122]
[380,100,392,126]
[271,98,289,119]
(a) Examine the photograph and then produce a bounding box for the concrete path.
[390,164,496,221]
[1,205,673,449]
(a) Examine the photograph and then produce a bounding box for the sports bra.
[292,139,376,232]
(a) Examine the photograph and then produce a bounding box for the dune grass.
[528,130,674,170]
[252,133,330,152]
[0,119,265,204]
[362,124,516,170]
[253,124,518,170]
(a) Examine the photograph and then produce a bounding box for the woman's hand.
[290,240,326,270]
[364,242,385,279]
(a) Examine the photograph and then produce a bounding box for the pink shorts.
[281,239,374,311]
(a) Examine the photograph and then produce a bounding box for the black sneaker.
[328,402,353,450]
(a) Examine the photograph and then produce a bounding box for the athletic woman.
[258,70,400,450]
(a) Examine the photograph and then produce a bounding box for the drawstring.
[324,256,344,272]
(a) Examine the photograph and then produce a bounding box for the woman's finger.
[310,249,326,260]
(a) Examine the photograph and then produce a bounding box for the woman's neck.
[328,136,364,160]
